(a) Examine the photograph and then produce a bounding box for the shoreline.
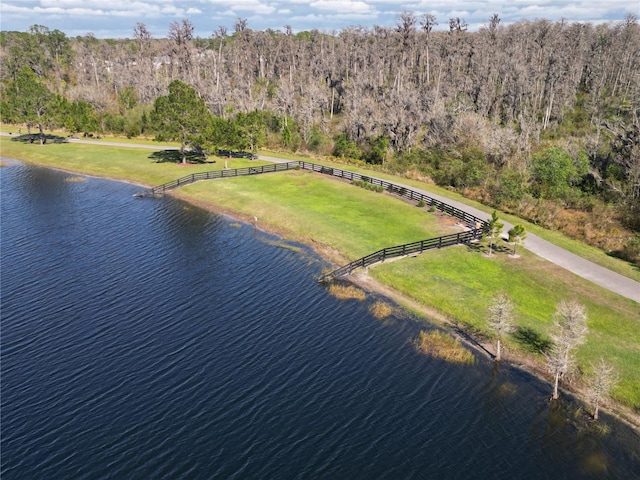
[170,188,640,432]
[4,156,639,431]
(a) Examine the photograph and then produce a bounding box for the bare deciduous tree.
[234,17,248,34]
[419,14,437,84]
[487,293,515,361]
[585,358,618,420]
[546,301,588,400]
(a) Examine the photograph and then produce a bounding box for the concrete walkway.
[407,188,640,303]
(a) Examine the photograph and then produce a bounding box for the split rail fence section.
[317,230,481,282]
[136,161,489,280]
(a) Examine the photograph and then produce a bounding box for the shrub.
[369,301,394,319]
[328,283,366,301]
[352,179,383,193]
[414,330,475,364]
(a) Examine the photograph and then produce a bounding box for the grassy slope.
[181,171,454,259]
[2,137,639,412]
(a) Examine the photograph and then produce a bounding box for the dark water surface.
[1,160,639,479]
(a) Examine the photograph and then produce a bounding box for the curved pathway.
[412,192,640,303]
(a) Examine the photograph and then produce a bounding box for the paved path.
[4,133,637,302]
[407,188,640,303]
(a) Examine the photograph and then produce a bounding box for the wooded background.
[1,13,638,264]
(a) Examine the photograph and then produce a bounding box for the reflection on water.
[1,160,639,479]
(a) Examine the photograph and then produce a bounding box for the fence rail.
[318,229,480,282]
[136,160,487,231]
[136,160,489,280]
[134,162,301,197]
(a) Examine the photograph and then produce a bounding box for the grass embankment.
[2,136,639,417]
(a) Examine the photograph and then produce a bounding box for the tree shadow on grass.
[148,149,214,164]
[607,249,640,273]
[9,133,68,144]
[513,326,551,354]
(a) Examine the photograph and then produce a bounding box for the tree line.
[0,14,638,264]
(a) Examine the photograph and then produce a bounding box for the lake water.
[1,160,639,479]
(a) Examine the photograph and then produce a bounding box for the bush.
[414,330,475,364]
[369,301,393,319]
[619,235,640,267]
[530,147,588,200]
[308,127,329,153]
[352,179,383,193]
[333,133,361,159]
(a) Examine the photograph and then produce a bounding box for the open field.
[2,135,639,418]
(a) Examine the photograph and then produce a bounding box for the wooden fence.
[134,162,300,197]
[136,161,489,279]
[136,160,487,229]
[317,229,481,282]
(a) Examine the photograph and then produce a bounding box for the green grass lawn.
[2,135,639,413]
[181,170,454,259]
[0,136,271,187]
[370,247,640,410]
[259,152,640,283]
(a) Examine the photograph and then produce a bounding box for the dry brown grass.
[414,330,475,364]
[369,300,394,319]
[328,283,366,301]
[515,197,631,254]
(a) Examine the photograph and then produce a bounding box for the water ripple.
[2,161,639,480]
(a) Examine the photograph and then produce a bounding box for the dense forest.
[1,13,639,265]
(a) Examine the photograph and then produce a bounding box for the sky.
[1,0,638,39]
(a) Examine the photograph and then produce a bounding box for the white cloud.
[0,0,637,38]
[309,0,375,14]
